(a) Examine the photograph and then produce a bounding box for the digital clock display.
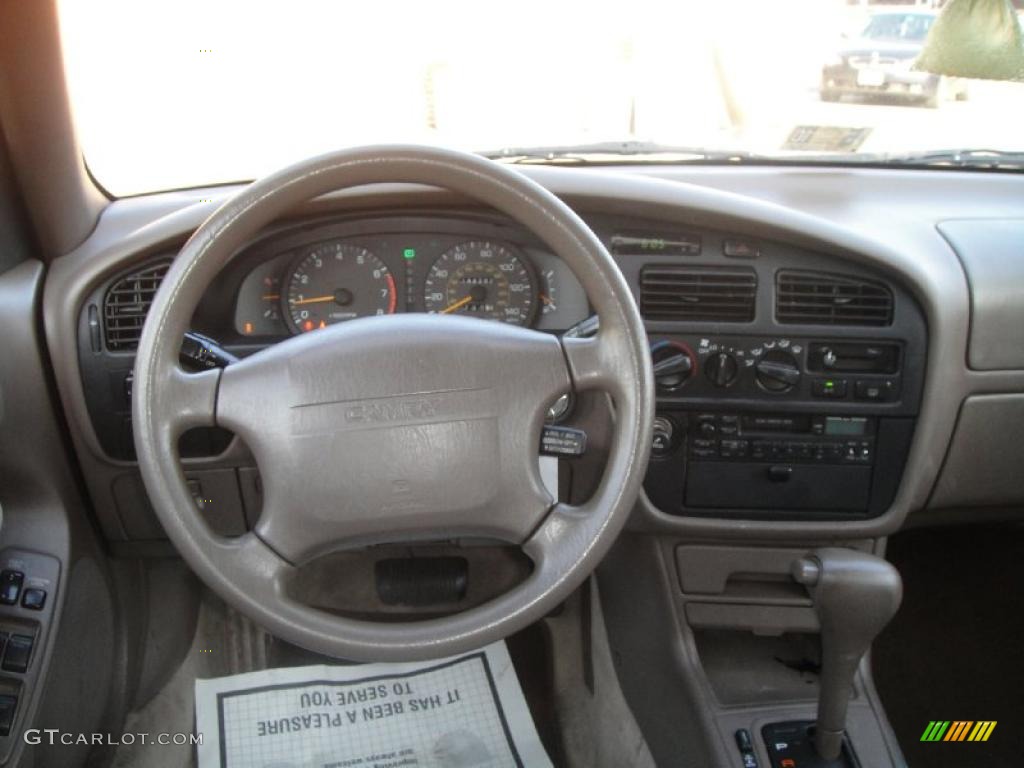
[611,231,701,256]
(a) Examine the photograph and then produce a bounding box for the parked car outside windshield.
[821,11,968,108]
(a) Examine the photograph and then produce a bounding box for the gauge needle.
[441,295,473,314]
[290,295,336,306]
[540,293,555,307]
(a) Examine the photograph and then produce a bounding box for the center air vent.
[640,266,757,322]
[103,262,170,351]
[776,270,893,326]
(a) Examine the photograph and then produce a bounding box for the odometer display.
[423,241,537,327]
[284,242,396,333]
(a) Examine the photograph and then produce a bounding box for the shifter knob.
[793,548,902,761]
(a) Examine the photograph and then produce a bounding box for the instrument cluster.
[233,221,589,338]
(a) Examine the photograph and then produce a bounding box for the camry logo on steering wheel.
[344,398,442,424]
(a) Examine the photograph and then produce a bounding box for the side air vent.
[776,270,893,326]
[103,262,170,351]
[640,266,757,322]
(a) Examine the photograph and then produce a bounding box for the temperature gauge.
[260,275,281,324]
[539,268,559,315]
[234,259,289,337]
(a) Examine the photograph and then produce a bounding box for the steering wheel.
[133,146,653,661]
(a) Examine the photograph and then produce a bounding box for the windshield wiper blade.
[478,140,763,165]
[483,142,1024,170]
[879,148,1024,170]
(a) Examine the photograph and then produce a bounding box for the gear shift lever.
[791,548,902,761]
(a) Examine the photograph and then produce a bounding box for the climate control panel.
[642,334,919,519]
[650,335,905,406]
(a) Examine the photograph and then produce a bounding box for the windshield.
[58,0,1024,196]
[861,14,935,43]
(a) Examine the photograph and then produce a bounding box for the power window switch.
[735,729,759,767]
[21,588,47,611]
[0,570,24,605]
[0,695,17,737]
[2,634,34,674]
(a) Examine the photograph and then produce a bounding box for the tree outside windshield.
[57,0,1024,195]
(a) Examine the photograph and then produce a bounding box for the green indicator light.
[403,248,416,259]
[825,380,835,389]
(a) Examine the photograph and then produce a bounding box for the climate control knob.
[651,341,696,391]
[755,350,802,393]
[704,352,738,388]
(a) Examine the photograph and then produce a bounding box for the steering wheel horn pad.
[218,313,571,562]
[133,146,653,661]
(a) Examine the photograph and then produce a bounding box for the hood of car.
[839,40,922,60]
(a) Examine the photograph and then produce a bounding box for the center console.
[595,219,928,767]
[592,215,929,525]
[642,333,923,521]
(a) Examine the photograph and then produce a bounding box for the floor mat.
[872,524,1024,768]
[112,594,561,767]
[194,640,552,768]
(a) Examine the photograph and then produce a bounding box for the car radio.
[687,412,875,466]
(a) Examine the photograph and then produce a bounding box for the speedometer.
[423,241,537,327]
[283,242,396,333]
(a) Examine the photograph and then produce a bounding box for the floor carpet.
[872,523,1024,768]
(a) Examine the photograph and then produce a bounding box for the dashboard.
[40,163,1024,547]
[73,203,928,529]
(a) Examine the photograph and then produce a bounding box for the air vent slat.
[102,262,170,351]
[776,270,893,326]
[640,266,756,322]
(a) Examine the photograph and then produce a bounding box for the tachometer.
[423,241,537,327]
[284,242,396,333]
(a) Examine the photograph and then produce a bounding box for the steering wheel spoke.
[561,332,631,399]
[155,364,221,440]
[523,501,592,564]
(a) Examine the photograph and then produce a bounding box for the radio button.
[842,441,874,462]
[692,439,718,458]
[719,439,749,458]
